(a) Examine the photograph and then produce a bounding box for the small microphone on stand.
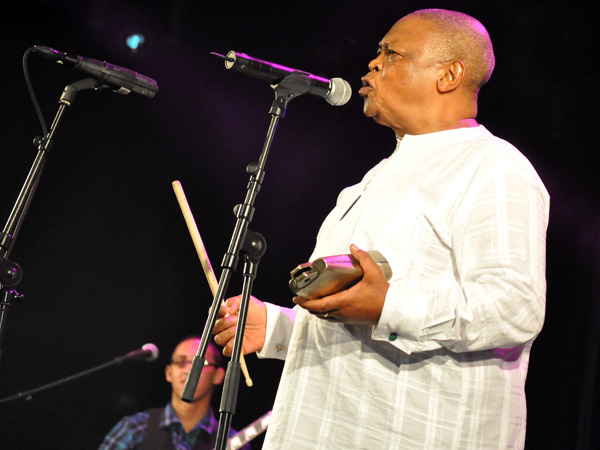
[0,343,160,404]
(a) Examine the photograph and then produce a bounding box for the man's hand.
[293,244,390,325]
[213,295,267,357]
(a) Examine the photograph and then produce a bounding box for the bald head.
[406,9,495,91]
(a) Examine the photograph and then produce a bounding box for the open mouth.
[359,77,373,96]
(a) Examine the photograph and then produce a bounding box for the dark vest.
[138,408,216,450]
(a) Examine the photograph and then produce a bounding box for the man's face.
[360,16,442,136]
[165,339,224,403]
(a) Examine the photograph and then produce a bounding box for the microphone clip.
[269,72,316,118]
[59,78,106,107]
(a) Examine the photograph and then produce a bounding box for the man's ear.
[212,367,226,386]
[165,365,172,383]
[437,60,465,93]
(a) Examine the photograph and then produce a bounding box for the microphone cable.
[22,47,48,137]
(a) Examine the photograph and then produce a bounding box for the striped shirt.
[259,126,549,449]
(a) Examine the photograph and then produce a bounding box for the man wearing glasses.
[99,337,249,449]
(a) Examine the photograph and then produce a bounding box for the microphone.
[122,343,160,362]
[213,51,351,106]
[32,45,158,98]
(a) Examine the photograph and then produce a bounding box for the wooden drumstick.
[171,180,253,387]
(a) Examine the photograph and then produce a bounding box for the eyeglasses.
[170,358,217,369]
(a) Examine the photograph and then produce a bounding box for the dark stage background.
[1,1,598,449]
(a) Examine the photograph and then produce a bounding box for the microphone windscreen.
[326,78,352,106]
[141,343,159,361]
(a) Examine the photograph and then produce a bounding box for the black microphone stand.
[0,78,101,365]
[181,73,320,450]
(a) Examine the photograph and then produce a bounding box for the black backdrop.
[1,1,598,449]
